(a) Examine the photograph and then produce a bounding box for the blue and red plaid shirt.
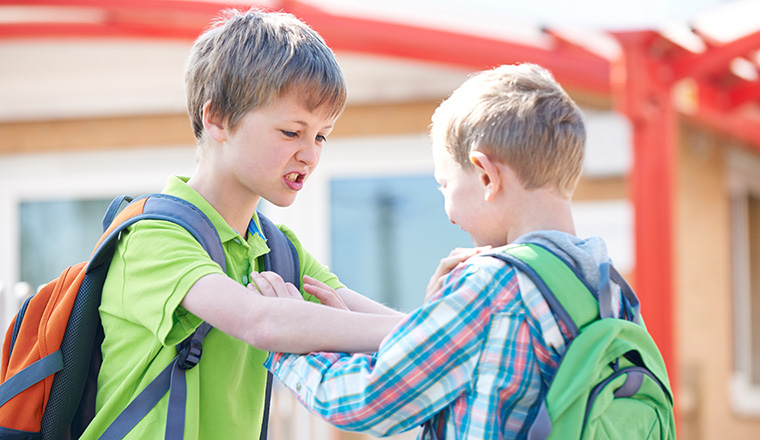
[265,252,573,439]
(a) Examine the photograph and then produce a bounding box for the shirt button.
[296,382,302,392]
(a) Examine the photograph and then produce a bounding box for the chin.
[472,237,499,248]
[263,195,297,208]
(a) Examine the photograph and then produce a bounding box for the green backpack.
[493,243,676,440]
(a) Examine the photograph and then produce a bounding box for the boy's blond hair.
[431,63,585,198]
[185,8,347,141]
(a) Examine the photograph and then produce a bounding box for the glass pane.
[20,198,114,289]
[749,193,760,385]
[330,175,472,312]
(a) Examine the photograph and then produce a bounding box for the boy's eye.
[316,134,328,143]
[282,130,298,138]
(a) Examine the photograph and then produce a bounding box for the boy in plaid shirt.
[256,63,628,439]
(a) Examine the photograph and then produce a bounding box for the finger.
[303,276,349,309]
[250,272,295,299]
[425,275,447,302]
[284,282,302,298]
[435,247,486,277]
[443,247,483,265]
[304,283,349,310]
[250,272,276,297]
[303,275,332,291]
[257,271,302,299]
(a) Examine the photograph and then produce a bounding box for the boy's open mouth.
[285,172,304,184]
[284,172,307,191]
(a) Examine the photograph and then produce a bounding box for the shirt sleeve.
[110,219,225,346]
[265,260,497,436]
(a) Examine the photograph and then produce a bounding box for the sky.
[452,0,729,29]
[306,0,733,30]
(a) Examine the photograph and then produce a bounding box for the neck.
[188,166,259,237]
[505,188,576,244]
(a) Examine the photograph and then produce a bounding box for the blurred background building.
[1,0,760,438]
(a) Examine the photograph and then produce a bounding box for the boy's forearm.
[336,287,404,316]
[254,299,401,353]
[182,274,401,353]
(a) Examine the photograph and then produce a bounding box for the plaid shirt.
[266,253,571,439]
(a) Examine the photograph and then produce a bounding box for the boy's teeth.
[286,173,298,182]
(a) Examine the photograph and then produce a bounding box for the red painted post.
[613,31,678,404]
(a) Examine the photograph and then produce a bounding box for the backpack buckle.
[177,339,203,370]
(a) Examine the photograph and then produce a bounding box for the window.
[330,174,471,312]
[729,147,760,415]
[20,198,114,289]
[0,147,196,322]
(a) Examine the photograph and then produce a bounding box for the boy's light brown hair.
[431,63,586,199]
[185,8,347,142]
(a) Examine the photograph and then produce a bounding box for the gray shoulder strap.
[257,213,301,289]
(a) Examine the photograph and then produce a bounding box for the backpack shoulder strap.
[92,193,226,272]
[100,199,298,440]
[257,212,300,288]
[491,243,658,440]
[96,194,226,440]
[490,244,600,440]
[252,212,299,440]
[492,243,598,337]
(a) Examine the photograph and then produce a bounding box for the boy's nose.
[296,141,320,166]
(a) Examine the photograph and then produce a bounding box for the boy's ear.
[469,151,501,202]
[202,100,227,143]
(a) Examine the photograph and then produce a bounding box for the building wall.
[676,122,760,439]
[0,100,443,155]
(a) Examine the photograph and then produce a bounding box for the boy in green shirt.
[82,8,404,439]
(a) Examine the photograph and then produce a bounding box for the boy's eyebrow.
[290,120,334,130]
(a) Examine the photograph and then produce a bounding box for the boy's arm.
[181,273,401,353]
[301,275,402,316]
[303,246,489,316]
[264,259,502,436]
[335,287,403,315]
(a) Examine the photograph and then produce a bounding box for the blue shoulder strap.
[257,213,300,288]
[98,196,299,440]
[97,194,226,440]
[253,212,300,440]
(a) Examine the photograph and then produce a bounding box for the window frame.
[0,146,197,324]
[728,147,760,415]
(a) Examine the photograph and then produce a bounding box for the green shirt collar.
[161,175,265,248]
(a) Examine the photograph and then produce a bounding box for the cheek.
[447,186,481,226]
[442,191,462,223]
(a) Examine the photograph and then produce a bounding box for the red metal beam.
[0,0,244,40]
[612,30,678,400]
[670,28,760,81]
[691,81,760,147]
[727,78,760,109]
[0,0,611,94]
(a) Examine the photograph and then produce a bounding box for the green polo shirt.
[82,176,343,439]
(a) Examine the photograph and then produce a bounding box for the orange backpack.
[0,193,298,439]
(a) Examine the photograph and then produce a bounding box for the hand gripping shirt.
[82,176,344,439]
[266,249,574,439]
